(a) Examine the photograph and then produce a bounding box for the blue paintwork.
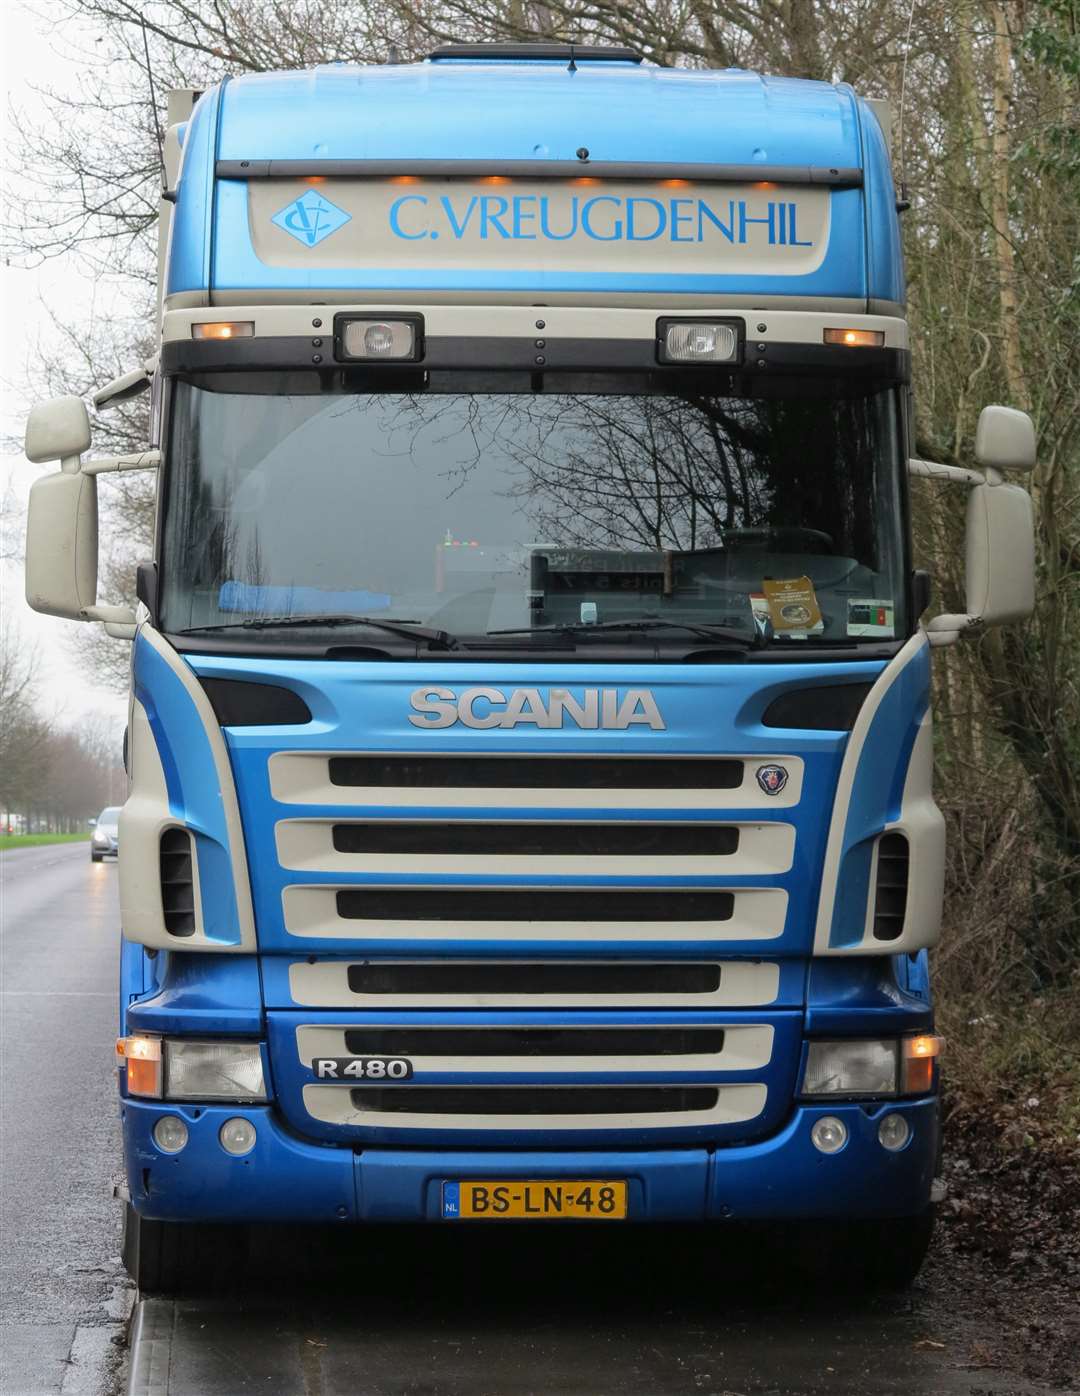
[123,637,937,1219]
[133,633,242,947]
[167,63,902,304]
[184,654,886,958]
[804,955,933,1035]
[124,952,265,1037]
[123,1096,936,1222]
[828,642,930,947]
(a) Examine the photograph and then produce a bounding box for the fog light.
[659,319,739,364]
[219,1117,256,1156]
[878,1112,911,1151]
[810,1115,848,1154]
[152,1115,188,1154]
[337,315,421,361]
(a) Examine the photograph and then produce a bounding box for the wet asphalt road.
[1,842,130,1396]
[2,845,1068,1396]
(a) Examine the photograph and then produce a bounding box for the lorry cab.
[23,43,1037,1291]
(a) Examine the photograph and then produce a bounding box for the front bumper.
[123,1097,938,1223]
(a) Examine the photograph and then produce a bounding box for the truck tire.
[833,1208,937,1289]
[91,850,102,862]
[122,1202,242,1295]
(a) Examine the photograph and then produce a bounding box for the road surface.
[2,843,1068,1396]
[1,842,130,1396]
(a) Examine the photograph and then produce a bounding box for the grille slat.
[331,822,740,857]
[344,961,723,996]
[328,754,743,790]
[342,1026,726,1056]
[334,888,735,922]
[348,1085,719,1115]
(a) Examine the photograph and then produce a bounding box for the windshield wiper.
[178,614,460,649]
[487,619,763,647]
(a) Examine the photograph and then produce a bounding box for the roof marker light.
[191,322,255,340]
[823,328,886,347]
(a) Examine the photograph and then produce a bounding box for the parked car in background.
[91,807,121,861]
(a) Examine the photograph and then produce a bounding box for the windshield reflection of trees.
[168,387,886,622]
[411,392,881,558]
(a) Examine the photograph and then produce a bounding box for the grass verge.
[0,832,89,850]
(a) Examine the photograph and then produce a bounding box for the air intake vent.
[349,1086,718,1115]
[331,822,739,857]
[345,962,723,997]
[872,832,909,940]
[159,828,196,937]
[328,754,743,790]
[335,887,735,922]
[343,1026,726,1056]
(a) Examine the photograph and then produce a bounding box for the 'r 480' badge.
[312,1057,413,1080]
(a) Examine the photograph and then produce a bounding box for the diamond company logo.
[271,189,351,247]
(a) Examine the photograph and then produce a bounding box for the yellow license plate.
[442,1179,628,1220]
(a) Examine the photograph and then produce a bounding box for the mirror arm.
[925,613,979,648]
[908,458,985,486]
[82,449,161,476]
[83,604,137,625]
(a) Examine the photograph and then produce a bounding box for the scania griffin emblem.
[755,763,789,795]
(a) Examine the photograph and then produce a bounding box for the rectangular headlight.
[163,1039,267,1102]
[336,315,422,361]
[801,1039,898,1097]
[658,319,740,364]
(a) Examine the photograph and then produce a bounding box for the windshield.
[160,378,908,652]
[97,808,121,824]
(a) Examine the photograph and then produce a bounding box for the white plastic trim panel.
[861,713,945,950]
[287,958,782,1009]
[119,697,207,949]
[813,632,942,956]
[302,1081,768,1131]
[268,751,805,811]
[164,305,908,347]
[296,1023,774,1074]
[125,627,257,952]
[274,818,796,878]
[281,884,788,942]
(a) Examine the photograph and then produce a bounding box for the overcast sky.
[2,2,130,734]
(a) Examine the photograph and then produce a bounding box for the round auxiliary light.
[878,1112,911,1152]
[152,1115,188,1154]
[219,1117,257,1157]
[810,1115,848,1155]
[363,323,396,357]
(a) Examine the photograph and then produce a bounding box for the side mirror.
[974,405,1036,472]
[25,396,92,465]
[964,479,1035,626]
[25,470,100,619]
[23,395,137,628]
[924,405,1036,645]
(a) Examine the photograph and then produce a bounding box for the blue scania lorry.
[24,42,1038,1291]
